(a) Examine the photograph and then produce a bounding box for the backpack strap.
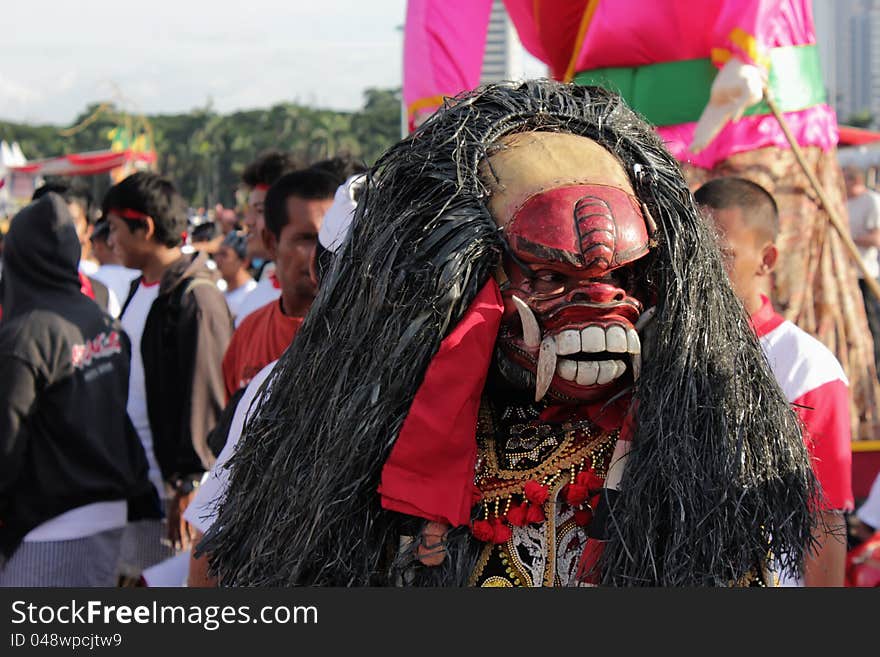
[120,276,143,318]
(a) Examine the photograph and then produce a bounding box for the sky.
[0,0,545,126]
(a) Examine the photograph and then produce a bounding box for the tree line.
[0,88,401,208]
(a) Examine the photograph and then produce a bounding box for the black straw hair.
[201,80,817,587]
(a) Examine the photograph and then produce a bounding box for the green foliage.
[0,89,402,207]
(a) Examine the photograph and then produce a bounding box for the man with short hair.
[103,172,233,579]
[214,231,256,321]
[186,164,364,586]
[221,167,338,399]
[844,165,880,374]
[696,176,854,587]
[233,150,298,327]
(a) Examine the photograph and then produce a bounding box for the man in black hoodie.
[102,172,232,580]
[32,183,120,317]
[0,193,152,586]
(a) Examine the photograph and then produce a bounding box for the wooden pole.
[764,89,880,301]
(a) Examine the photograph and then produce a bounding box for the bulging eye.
[531,270,566,295]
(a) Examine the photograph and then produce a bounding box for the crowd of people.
[0,80,879,588]
[0,149,364,586]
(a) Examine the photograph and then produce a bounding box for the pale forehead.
[482,132,635,227]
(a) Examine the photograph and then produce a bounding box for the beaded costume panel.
[468,402,617,587]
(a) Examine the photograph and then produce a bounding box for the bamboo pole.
[764,88,880,301]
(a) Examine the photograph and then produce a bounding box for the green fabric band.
[573,44,826,127]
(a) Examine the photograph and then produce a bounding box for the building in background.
[479,0,548,83]
[814,0,880,126]
[480,0,523,82]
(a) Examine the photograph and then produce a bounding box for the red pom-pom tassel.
[491,517,512,544]
[573,508,593,527]
[564,483,589,507]
[472,519,494,542]
[524,480,549,505]
[525,502,546,524]
[576,470,604,492]
[507,502,528,527]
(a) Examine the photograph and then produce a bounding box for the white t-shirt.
[23,501,127,542]
[141,552,191,587]
[120,280,164,497]
[759,311,852,587]
[224,278,258,321]
[233,276,280,328]
[184,360,277,534]
[91,264,141,310]
[857,472,880,530]
[847,190,880,279]
[79,262,122,317]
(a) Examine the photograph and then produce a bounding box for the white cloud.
[0,0,407,123]
[0,0,549,125]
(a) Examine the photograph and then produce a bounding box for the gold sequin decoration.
[481,576,514,587]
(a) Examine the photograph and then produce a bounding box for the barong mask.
[486,132,655,403]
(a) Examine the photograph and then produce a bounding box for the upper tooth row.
[554,325,640,355]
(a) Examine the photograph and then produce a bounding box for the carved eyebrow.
[500,239,533,278]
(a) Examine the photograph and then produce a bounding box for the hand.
[416,521,450,567]
[165,488,198,552]
[691,57,766,153]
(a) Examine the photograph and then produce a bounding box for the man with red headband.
[103,172,233,583]
[233,150,298,328]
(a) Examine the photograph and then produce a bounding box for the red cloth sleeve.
[793,379,854,511]
[378,280,503,527]
[221,331,241,402]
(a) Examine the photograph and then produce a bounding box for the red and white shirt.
[752,296,854,513]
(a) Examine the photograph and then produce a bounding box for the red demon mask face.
[483,132,655,403]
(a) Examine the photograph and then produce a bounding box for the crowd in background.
[1,147,880,587]
[0,150,363,586]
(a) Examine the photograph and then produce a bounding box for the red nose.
[563,281,627,305]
